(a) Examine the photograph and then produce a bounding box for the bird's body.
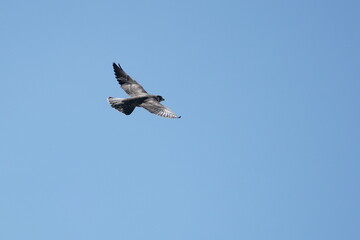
[107,63,181,119]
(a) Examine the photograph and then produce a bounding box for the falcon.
[107,63,181,119]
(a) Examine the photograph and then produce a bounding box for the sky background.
[1,0,359,239]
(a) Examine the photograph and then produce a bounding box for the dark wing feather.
[140,99,181,119]
[113,63,148,97]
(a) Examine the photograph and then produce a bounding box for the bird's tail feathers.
[107,97,135,115]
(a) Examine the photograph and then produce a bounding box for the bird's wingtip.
[113,62,125,74]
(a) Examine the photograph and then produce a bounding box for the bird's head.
[156,95,165,102]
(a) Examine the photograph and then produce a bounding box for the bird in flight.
[107,63,181,119]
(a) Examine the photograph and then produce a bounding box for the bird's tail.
[107,97,135,115]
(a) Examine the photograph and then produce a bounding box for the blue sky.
[1,0,359,239]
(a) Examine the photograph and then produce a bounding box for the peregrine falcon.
[107,63,181,119]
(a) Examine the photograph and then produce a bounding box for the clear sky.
[1,0,359,239]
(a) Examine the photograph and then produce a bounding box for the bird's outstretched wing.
[113,63,148,97]
[140,99,181,119]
